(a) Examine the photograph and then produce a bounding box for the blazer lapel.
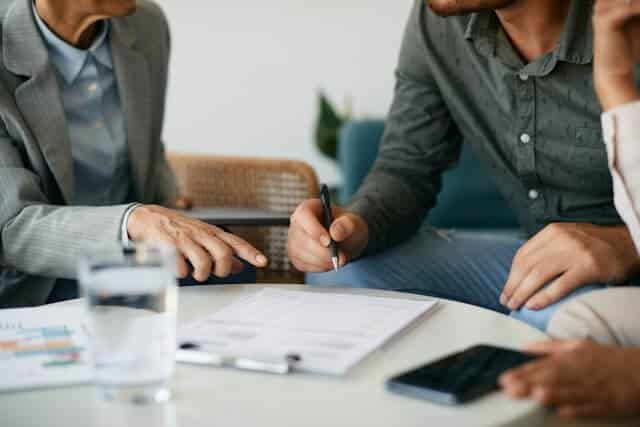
[110,18,151,200]
[3,0,74,203]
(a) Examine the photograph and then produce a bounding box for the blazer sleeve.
[602,101,640,254]
[0,126,131,280]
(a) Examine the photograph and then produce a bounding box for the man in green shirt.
[286,0,640,331]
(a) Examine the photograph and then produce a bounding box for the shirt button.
[519,73,529,81]
[528,189,539,200]
[88,83,98,93]
[520,133,531,144]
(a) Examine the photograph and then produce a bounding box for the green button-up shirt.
[351,0,633,254]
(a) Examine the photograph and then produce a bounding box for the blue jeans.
[307,227,609,331]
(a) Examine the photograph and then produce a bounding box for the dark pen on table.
[319,184,339,272]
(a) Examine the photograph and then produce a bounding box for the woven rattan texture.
[167,154,319,283]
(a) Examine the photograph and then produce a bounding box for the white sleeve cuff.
[601,100,640,254]
[601,99,640,172]
[120,203,142,247]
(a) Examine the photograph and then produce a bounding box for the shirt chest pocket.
[557,126,614,216]
[575,126,604,150]
[572,126,608,171]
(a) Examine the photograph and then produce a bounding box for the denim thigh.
[306,227,615,332]
[307,228,523,314]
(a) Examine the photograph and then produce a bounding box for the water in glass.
[79,244,178,404]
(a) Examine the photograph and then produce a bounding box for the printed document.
[0,306,91,391]
[179,289,437,375]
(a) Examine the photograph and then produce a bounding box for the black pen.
[319,184,339,272]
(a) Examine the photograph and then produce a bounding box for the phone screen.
[387,345,539,405]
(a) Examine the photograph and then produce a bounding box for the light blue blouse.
[32,4,131,206]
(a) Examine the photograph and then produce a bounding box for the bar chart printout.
[0,309,92,391]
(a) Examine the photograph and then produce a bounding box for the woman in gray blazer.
[0,0,267,307]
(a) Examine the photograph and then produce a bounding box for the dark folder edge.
[181,207,291,227]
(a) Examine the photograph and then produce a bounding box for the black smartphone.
[386,345,539,405]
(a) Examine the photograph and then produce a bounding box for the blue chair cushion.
[337,120,519,229]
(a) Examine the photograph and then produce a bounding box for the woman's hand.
[127,205,268,281]
[593,0,640,110]
[500,340,640,419]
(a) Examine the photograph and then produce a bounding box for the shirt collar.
[463,12,499,59]
[555,0,594,65]
[31,2,112,85]
[464,0,593,70]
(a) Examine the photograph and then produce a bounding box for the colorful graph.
[0,326,85,368]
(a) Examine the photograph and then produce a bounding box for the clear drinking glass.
[78,243,178,404]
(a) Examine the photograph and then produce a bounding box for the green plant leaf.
[314,91,344,160]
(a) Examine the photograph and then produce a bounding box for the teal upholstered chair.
[337,120,519,229]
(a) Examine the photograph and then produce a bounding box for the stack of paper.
[180,289,437,375]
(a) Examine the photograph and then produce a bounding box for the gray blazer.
[0,0,179,307]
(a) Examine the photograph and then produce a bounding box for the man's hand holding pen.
[287,196,369,273]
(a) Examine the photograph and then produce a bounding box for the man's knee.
[511,306,556,332]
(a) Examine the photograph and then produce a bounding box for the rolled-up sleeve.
[349,0,462,255]
[602,101,640,253]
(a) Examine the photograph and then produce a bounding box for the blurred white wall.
[154,0,413,185]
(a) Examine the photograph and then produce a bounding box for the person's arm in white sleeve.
[593,0,640,250]
[602,103,640,251]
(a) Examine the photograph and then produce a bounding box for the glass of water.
[78,243,178,404]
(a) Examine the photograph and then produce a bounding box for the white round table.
[2,285,556,427]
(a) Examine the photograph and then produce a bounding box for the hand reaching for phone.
[501,340,640,419]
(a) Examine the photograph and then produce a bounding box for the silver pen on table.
[176,342,302,375]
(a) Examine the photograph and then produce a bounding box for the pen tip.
[332,257,339,272]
